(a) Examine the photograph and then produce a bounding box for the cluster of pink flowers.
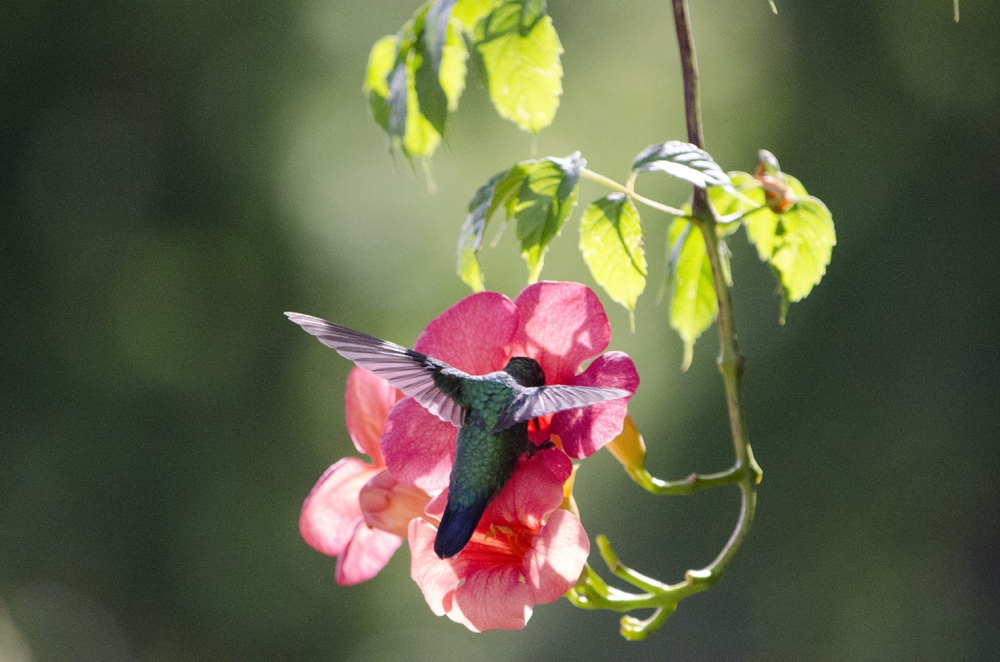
[299,281,638,631]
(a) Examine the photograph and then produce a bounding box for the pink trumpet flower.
[299,367,430,586]
[381,281,640,493]
[408,447,590,631]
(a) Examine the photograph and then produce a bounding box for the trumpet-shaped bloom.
[408,447,590,631]
[382,281,640,492]
[299,367,429,585]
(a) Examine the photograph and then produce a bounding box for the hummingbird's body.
[286,312,629,558]
[433,360,545,558]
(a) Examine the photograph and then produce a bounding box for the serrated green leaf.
[453,0,502,31]
[371,45,439,159]
[743,172,805,260]
[364,35,398,97]
[416,1,468,135]
[769,196,835,302]
[667,217,717,370]
[424,0,458,74]
[456,225,486,293]
[710,171,764,218]
[386,60,410,144]
[402,48,442,157]
[633,141,731,189]
[741,171,835,315]
[786,174,808,198]
[456,166,528,291]
[440,19,469,110]
[475,0,563,133]
[414,44,449,136]
[364,36,399,132]
[579,194,647,314]
[511,153,582,282]
[366,7,457,159]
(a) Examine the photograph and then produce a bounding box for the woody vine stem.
[674,0,762,571]
[566,0,762,639]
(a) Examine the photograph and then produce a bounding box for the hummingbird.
[286,312,630,558]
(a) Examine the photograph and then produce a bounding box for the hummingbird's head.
[503,356,546,388]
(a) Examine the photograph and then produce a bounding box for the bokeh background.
[2,0,999,659]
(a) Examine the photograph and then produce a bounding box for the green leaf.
[667,217,717,371]
[366,39,441,159]
[579,194,647,316]
[454,151,583,288]
[440,17,469,110]
[709,171,766,226]
[416,1,468,135]
[769,197,835,303]
[456,167,528,291]
[633,141,731,189]
[424,0,459,75]
[363,35,399,133]
[366,5,469,160]
[385,60,410,145]
[368,0,561,158]
[414,45,449,135]
[741,172,835,315]
[743,172,808,260]
[402,48,442,158]
[511,153,583,282]
[475,0,563,133]
[453,0,502,31]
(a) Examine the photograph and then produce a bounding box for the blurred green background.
[2,0,998,659]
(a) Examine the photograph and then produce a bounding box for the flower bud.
[560,460,580,517]
[605,414,647,478]
[359,469,431,537]
[754,150,797,214]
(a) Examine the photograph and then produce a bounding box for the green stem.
[579,167,687,217]
[631,464,745,495]
[718,203,767,225]
[596,535,666,594]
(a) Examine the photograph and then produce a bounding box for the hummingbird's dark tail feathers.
[434,496,490,559]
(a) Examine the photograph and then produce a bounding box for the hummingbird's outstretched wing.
[493,384,631,432]
[285,312,468,427]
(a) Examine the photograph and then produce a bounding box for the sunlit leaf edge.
[579,194,648,314]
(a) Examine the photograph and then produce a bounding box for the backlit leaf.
[402,48,441,157]
[579,194,647,315]
[440,17,469,110]
[456,167,528,291]
[453,0,501,31]
[416,1,467,135]
[424,0,459,75]
[511,152,582,282]
[741,171,835,317]
[769,197,835,303]
[363,35,399,133]
[743,172,808,261]
[367,0,561,156]
[365,3,472,159]
[414,44,449,135]
[475,0,563,133]
[667,217,717,370]
[709,171,767,232]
